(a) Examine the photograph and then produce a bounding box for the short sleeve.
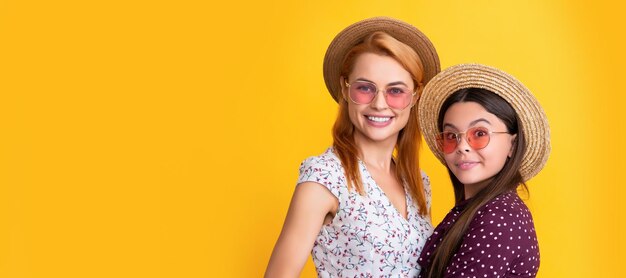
[296,153,345,200]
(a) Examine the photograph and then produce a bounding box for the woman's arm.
[264,182,338,278]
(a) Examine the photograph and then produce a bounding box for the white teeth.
[367,116,391,122]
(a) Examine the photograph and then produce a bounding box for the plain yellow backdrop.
[1,0,624,277]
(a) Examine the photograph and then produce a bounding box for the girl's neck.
[463,178,493,200]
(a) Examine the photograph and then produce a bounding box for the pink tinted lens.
[349,81,377,104]
[439,127,492,154]
[439,133,458,154]
[467,127,491,149]
[349,81,412,109]
[385,88,411,109]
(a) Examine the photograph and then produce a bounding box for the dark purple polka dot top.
[418,191,539,277]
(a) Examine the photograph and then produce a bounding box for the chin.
[458,175,499,193]
[355,127,400,143]
[460,178,489,187]
[455,176,478,185]
[451,172,489,186]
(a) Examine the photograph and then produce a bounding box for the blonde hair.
[332,31,428,216]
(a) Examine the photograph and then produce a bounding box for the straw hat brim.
[323,17,440,102]
[417,64,551,182]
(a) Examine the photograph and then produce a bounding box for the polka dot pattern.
[417,192,539,277]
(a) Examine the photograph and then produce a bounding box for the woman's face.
[344,52,415,146]
[442,101,517,190]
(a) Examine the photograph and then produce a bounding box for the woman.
[416,64,551,277]
[265,17,440,277]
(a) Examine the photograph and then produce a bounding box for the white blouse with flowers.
[297,148,433,277]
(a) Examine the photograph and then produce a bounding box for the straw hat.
[418,64,550,182]
[323,17,440,102]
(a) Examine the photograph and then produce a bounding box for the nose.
[369,90,389,110]
[455,133,471,153]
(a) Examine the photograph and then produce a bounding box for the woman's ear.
[411,83,423,108]
[508,134,518,158]
[339,76,349,102]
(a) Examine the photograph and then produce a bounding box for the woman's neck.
[354,134,397,172]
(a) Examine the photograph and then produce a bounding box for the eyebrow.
[442,118,492,130]
[442,123,458,130]
[355,78,409,87]
[469,118,492,126]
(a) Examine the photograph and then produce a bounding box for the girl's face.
[343,53,415,146]
[442,101,517,190]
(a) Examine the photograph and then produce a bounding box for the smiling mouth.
[456,161,478,170]
[366,116,392,123]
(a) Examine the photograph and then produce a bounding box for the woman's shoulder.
[419,169,431,188]
[297,147,346,191]
[299,147,342,170]
[303,147,340,162]
[417,169,432,208]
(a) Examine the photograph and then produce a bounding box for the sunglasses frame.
[438,127,510,154]
[343,79,417,111]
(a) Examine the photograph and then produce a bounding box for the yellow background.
[1,0,624,277]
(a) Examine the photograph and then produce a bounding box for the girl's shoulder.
[471,191,536,235]
[479,191,531,215]
[454,193,539,277]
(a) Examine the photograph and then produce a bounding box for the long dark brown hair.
[332,31,429,216]
[426,88,527,277]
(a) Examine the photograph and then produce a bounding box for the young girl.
[265,17,440,277]
[416,64,550,277]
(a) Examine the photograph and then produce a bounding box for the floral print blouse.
[297,148,433,277]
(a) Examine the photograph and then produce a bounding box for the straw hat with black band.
[417,63,551,182]
[323,17,441,102]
